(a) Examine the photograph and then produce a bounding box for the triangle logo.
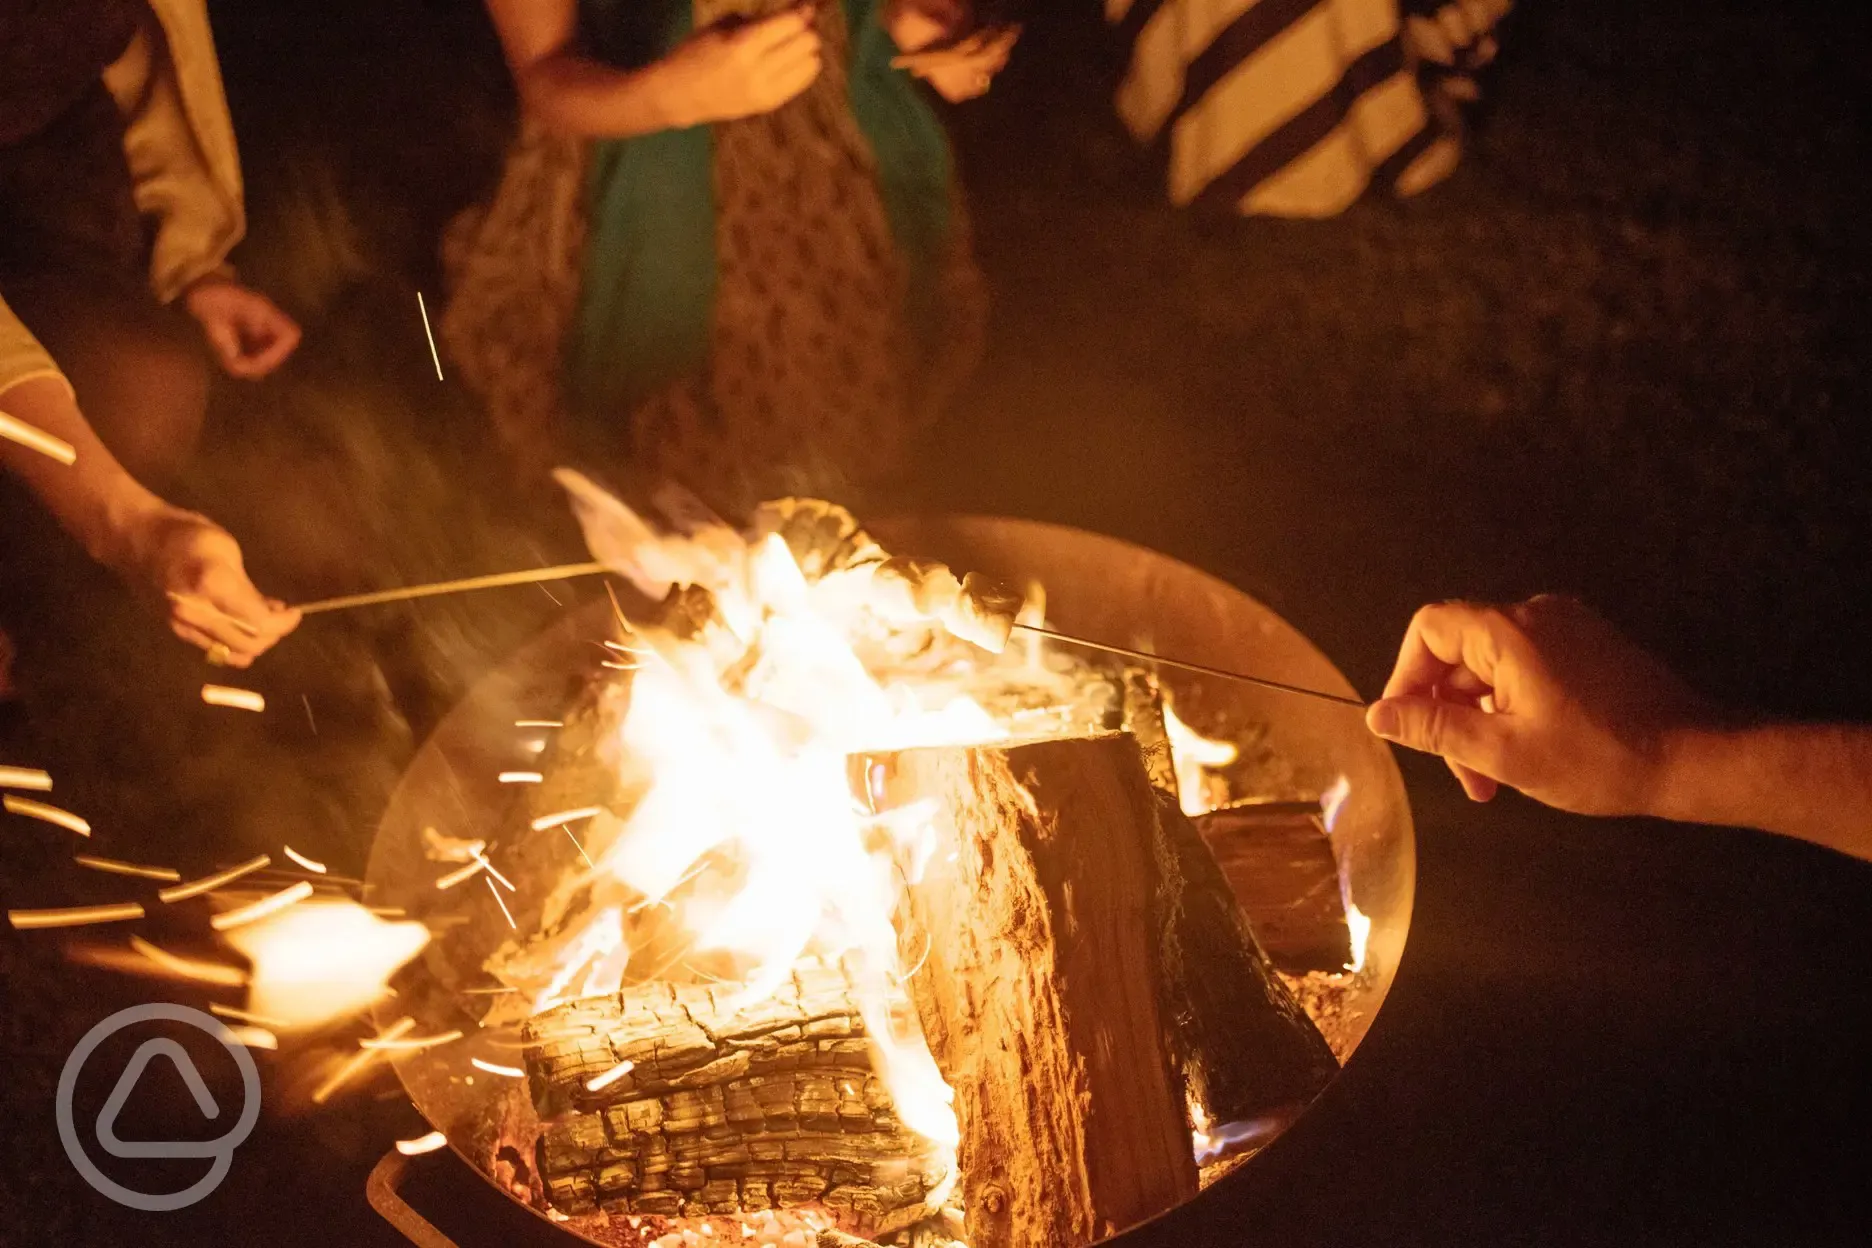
[95,1038,224,1160]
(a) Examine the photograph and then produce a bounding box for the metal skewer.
[292,562,611,615]
[290,566,1366,706]
[1011,623,1368,708]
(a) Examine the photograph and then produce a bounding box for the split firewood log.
[1123,671,1342,1126]
[859,733,1200,1248]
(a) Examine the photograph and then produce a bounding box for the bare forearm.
[514,54,690,137]
[0,377,163,567]
[1656,721,1872,862]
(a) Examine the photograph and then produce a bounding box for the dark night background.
[4,0,1871,1244]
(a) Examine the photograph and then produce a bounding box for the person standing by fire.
[0,0,302,687]
[1367,595,1872,863]
[441,0,1016,512]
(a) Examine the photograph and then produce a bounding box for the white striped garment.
[1112,0,1511,214]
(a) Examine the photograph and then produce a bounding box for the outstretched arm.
[1366,595,1872,863]
[0,375,298,666]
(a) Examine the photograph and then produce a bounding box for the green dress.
[441,0,986,513]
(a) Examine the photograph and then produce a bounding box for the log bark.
[1123,673,1341,1126]
[523,963,943,1232]
[859,734,1200,1248]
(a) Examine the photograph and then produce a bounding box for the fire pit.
[362,513,1413,1248]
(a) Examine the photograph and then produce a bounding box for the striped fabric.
[1112,0,1510,214]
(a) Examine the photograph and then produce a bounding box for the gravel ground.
[2,1,1869,1244]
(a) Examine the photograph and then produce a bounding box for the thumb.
[201,315,244,366]
[1366,695,1510,779]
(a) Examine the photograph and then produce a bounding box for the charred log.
[523,963,943,1233]
[1123,672,1341,1125]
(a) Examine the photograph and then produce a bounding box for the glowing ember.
[312,1016,413,1104]
[498,771,543,784]
[211,1003,287,1028]
[0,409,77,464]
[1163,699,1239,816]
[0,765,52,791]
[529,806,601,833]
[434,858,486,890]
[584,1057,634,1092]
[223,899,429,1031]
[130,935,249,986]
[210,881,315,931]
[161,854,271,903]
[74,854,181,882]
[283,845,328,874]
[201,684,266,712]
[477,853,516,892]
[396,1130,449,1156]
[4,794,91,836]
[224,1024,278,1050]
[359,1029,462,1052]
[485,874,516,929]
[469,1057,525,1078]
[8,902,143,929]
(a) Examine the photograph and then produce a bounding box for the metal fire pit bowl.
[363,515,1415,1246]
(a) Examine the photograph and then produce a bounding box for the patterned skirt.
[439,0,986,514]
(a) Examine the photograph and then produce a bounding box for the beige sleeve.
[104,0,247,304]
[0,290,72,401]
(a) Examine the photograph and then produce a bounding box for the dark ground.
[4,0,1872,1244]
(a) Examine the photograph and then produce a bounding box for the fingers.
[164,550,300,664]
[765,49,824,102]
[738,6,815,52]
[235,313,302,379]
[763,30,824,80]
[200,316,247,376]
[732,9,822,110]
[1366,694,1512,787]
[169,617,244,665]
[168,594,266,665]
[1380,600,1523,701]
[1447,758,1501,802]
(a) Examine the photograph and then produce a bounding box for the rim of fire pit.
[363,514,1415,1247]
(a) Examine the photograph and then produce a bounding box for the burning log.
[1123,673,1342,1123]
[1192,801,1352,973]
[860,733,1200,1248]
[522,962,945,1234]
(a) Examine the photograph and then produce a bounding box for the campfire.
[358,496,1413,1248]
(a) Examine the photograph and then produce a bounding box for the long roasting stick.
[1011,624,1367,708]
[289,565,1365,706]
[292,562,611,615]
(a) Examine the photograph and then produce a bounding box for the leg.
[0,269,210,485]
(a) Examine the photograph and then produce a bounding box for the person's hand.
[1365,595,1716,816]
[184,277,302,380]
[887,0,1018,102]
[657,6,823,126]
[120,507,301,667]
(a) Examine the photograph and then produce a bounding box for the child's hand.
[660,6,823,125]
[887,0,1018,102]
[184,277,302,380]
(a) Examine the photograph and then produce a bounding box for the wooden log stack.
[523,963,945,1234]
